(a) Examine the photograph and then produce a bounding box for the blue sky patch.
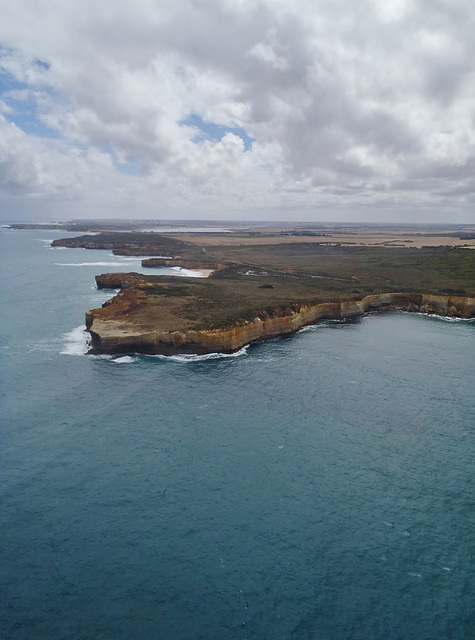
[0,68,59,138]
[101,144,142,176]
[0,70,25,94]
[115,158,142,176]
[181,113,254,151]
[35,59,50,70]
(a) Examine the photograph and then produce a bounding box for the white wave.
[91,285,120,291]
[298,319,345,333]
[297,324,317,333]
[408,572,421,578]
[60,326,90,355]
[86,346,249,362]
[112,355,136,364]
[405,311,472,322]
[169,266,204,277]
[89,286,120,298]
[55,261,133,267]
[154,345,249,362]
[425,313,464,322]
[298,323,329,333]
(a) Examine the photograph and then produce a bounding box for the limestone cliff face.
[86,292,475,355]
[95,273,141,289]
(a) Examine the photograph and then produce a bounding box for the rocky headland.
[86,273,475,355]
[51,231,207,258]
[47,229,475,356]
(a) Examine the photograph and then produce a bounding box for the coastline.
[41,227,475,356]
[86,292,475,356]
[195,269,215,278]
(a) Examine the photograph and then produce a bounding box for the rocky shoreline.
[86,292,475,356]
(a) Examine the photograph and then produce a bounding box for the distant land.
[29,220,472,355]
[7,219,475,249]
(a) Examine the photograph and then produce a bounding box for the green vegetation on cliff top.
[52,232,209,259]
[53,230,475,330]
[78,229,475,332]
[208,243,475,296]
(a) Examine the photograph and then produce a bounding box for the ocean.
[1,228,474,640]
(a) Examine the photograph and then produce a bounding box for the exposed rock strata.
[86,291,475,355]
[95,272,142,289]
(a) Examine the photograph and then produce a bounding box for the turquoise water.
[1,229,474,639]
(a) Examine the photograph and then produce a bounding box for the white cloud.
[0,0,474,221]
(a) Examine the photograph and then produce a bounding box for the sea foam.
[169,267,205,277]
[153,345,249,362]
[60,326,91,355]
[111,356,136,364]
[298,319,345,333]
[404,311,472,323]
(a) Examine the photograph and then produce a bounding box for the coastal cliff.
[86,291,475,355]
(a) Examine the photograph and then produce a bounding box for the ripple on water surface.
[1,233,474,640]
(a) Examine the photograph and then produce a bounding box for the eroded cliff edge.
[86,282,475,356]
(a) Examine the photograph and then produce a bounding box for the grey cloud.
[439,180,475,197]
[0,0,474,221]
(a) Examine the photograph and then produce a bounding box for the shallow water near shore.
[1,229,475,639]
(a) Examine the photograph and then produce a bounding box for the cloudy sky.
[0,0,474,222]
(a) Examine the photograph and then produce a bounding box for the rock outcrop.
[86,291,475,355]
[94,272,142,289]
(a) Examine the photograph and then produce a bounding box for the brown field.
[169,225,475,249]
[53,225,475,300]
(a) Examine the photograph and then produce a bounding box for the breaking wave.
[298,319,345,333]
[407,311,473,322]
[111,355,136,364]
[60,326,91,355]
[152,345,249,362]
[169,267,204,277]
